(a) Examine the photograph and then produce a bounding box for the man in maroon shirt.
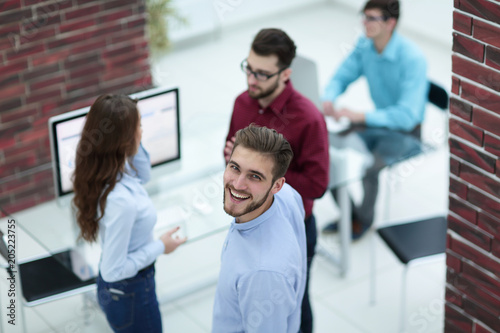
[223,28,329,333]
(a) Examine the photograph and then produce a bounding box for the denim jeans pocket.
[99,287,135,331]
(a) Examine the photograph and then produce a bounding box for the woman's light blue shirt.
[98,145,164,282]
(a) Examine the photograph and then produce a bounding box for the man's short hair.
[251,28,297,68]
[233,124,293,181]
[363,0,400,21]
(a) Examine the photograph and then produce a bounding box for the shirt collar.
[231,196,277,231]
[252,80,294,116]
[269,80,294,113]
[378,31,400,61]
[118,161,141,189]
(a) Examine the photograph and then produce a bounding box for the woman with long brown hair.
[73,94,185,332]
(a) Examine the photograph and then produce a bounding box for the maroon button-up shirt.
[224,81,330,218]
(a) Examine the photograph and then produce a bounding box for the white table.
[0,159,231,332]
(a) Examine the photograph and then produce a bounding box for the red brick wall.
[0,0,152,217]
[447,0,500,332]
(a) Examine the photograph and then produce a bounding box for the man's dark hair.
[251,28,296,68]
[363,0,400,21]
[232,124,293,182]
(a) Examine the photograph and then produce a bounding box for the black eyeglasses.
[361,14,388,22]
[240,60,287,82]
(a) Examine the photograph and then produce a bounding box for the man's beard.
[248,78,279,100]
[223,185,272,219]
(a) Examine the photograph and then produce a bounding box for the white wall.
[330,0,453,47]
[168,0,327,42]
[167,0,452,47]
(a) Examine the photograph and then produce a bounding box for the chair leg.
[82,290,98,326]
[369,230,376,306]
[338,184,351,277]
[384,166,392,221]
[20,303,28,333]
[15,268,28,333]
[83,292,91,326]
[0,277,3,333]
[399,265,408,333]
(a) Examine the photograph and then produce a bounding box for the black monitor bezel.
[49,87,181,198]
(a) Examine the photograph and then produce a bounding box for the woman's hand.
[160,226,187,254]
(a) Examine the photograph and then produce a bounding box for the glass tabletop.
[319,125,427,276]
[0,167,231,285]
[0,123,231,306]
[328,125,425,190]
[0,124,428,280]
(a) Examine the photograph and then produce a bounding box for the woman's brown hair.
[72,94,140,242]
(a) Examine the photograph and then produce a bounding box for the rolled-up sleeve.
[322,38,364,102]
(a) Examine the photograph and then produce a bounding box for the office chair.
[0,230,96,333]
[290,54,321,108]
[428,81,449,110]
[382,81,449,220]
[370,216,447,332]
[370,82,449,332]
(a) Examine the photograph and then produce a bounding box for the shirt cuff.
[150,239,165,257]
[364,111,378,127]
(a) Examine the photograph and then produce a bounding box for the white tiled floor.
[0,2,451,332]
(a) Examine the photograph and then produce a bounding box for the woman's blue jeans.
[97,265,162,332]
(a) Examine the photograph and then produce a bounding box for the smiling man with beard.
[213,124,307,333]
[223,28,329,333]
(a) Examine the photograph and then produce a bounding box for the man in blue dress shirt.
[212,125,307,333]
[322,0,429,239]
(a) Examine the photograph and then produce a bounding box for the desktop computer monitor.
[48,87,181,198]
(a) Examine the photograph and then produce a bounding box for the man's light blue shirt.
[322,32,429,132]
[212,183,307,333]
[98,144,164,282]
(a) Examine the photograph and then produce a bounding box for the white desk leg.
[370,232,376,306]
[338,185,351,277]
[0,272,3,333]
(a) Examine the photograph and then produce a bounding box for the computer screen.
[48,87,180,197]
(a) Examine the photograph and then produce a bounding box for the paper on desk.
[329,145,374,188]
[155,205,188,239]
[69,246,99,280]
[326,116,351,133]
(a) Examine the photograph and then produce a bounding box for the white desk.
[317,131,373,277]
[0,159,231,332]
[318,122,426,277]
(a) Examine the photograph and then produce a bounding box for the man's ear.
[387,17,397,33]
[271,177,286,195]
[281,68,292,82]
